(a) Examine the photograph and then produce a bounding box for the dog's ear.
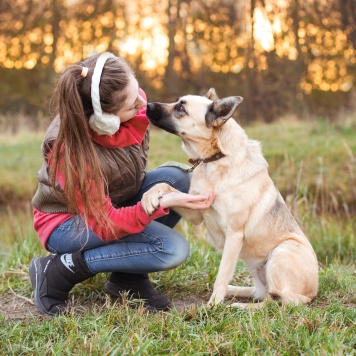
[205,96,243,127]
[205,88,219,101]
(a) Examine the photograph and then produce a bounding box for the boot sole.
[29,258,63,316]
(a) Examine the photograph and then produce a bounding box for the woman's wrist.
[158,194,170,209]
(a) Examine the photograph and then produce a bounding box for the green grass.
[246,118,356,215]
[0,131,43,206]
[1,224,355,354]
[0,118,356,354]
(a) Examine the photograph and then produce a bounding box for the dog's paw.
[207,292,225,306]
[228,302,249,309]
[229,301,265,310]
[141,183,174,215]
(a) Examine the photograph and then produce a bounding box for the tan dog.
[143,89,318,308]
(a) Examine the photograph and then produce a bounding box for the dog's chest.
[189,170,228,250]
[189,178,213,196]
[189,167,221,195]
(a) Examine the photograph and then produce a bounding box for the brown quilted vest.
[31,116,149,213]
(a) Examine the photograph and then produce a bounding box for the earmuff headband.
[89,52,121,136]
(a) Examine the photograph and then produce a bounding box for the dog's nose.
[147,103,155,111]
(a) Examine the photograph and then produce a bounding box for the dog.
[142,88,318,308]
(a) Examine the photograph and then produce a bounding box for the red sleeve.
[52,153,169,242]
[94,198,169,241]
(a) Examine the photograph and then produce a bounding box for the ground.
[0,292,206,320]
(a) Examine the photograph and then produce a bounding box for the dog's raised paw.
[141,183,174,215]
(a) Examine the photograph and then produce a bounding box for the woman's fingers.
[159,192,215,209]
[187,193,215,209]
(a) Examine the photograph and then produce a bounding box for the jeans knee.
[171,168,191,194]
[161,234,190,271]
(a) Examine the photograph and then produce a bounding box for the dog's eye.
[175,101,186,114]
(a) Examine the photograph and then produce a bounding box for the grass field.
[0,118,355,354]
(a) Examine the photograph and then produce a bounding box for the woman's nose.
[138,94,147,107]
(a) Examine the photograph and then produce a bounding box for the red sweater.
[34,98,169,250]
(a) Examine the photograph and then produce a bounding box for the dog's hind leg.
[226,269,267,309]
[227,266,267,297]
[277,291,312,305]
[226,286,255,298]
[229,301,266,309]
[229,289,311,309]
[265,239,318,305]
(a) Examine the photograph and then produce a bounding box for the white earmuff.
[89,52,121,136]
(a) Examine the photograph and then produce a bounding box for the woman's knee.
[174,169,191,194]
[160,233,190,271]
[162,166,191,193]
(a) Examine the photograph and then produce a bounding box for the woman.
[29,52,214,316]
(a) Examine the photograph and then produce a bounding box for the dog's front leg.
[208,231,244,306]
[171,207,204,225]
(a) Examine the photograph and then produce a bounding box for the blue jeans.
[46,166,191,274]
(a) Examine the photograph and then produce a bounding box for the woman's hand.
[159,192,216,210]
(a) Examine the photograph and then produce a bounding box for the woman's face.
[117,75,147,122]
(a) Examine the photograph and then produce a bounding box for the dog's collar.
[188,152,226,171]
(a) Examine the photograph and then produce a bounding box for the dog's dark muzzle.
[146,103,178,135]
[146,103,162,122]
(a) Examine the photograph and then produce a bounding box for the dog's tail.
[269,289,313,305]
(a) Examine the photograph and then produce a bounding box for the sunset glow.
[253,8,276,51]
[0,0,354,94]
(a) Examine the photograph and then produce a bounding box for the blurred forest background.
[0,0,355,128]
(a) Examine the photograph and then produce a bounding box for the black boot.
[29,252,95,316]
[104,272,172,311]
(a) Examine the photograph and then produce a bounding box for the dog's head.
[146,88,243,141]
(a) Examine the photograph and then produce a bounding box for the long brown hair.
[49,54,133,233]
